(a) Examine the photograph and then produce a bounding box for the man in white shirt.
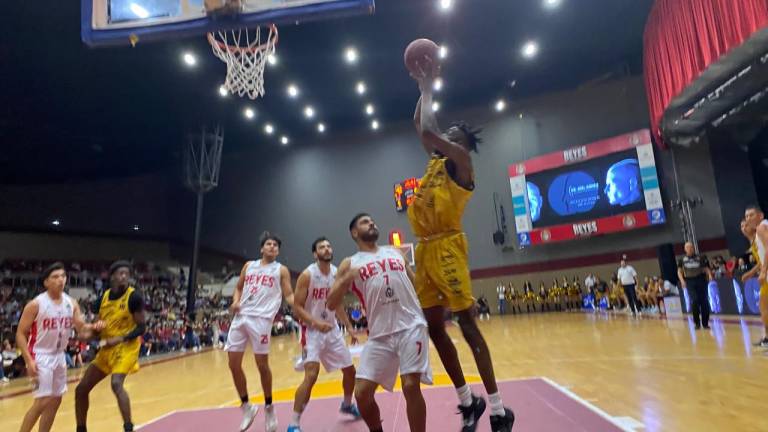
[617,257,640,317]
[496,283,506,315]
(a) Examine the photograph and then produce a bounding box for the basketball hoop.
[207,24,278,100]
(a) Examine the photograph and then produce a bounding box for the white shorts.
[225,315,273,354]
[304,328,353,372]
[33,353,68,398]
[356,325,432,391]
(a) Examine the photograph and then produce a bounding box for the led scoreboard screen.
[394,177,421,212]
[509,129,666,246]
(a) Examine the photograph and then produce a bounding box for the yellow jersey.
[408,156,473,238]
[99,286,138,339]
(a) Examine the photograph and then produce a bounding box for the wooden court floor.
[1,312,767,432]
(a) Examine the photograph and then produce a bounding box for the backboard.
[81,0,375,47]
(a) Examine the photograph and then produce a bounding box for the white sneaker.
[239,403,258,432]
[264,405,277,432]
[1,377,9,383]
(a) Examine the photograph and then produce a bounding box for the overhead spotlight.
[304,105,315,119]
[521,41,539,59]
[132,224,140,231]
[433,77,443,92]
[432,101,440,112]
[129,3,150,19]
[244,107,255,119]
[267,53,278,66]
[510,80,517,88]
[365,104,375,116]
[495,99,506,112]
[287,84,300,98]
[543,0,562,9]
[345,47,359,64]
[317,123,326,133]
[182,52,197,66]
[439,0,453,11]
[51,219,61,226]
[264,123,275,135]
[280,136,289,145]
[356,81,367,95]
[218,85,228,97]
[438,45,448,59]
[371,120,380,130]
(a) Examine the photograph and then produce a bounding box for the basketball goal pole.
[184,127,223,321]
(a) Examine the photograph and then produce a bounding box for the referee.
[677,242,713,329]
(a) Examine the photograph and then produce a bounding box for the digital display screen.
[394,178,421,213]
[526,149,645,228]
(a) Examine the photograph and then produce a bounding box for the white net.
[207,25,278,100]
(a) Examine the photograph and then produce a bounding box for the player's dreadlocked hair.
[450,121,483,153]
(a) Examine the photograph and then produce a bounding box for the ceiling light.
[304,105,315,119]
[371,120,380,130]
[356,81,366,95]
[264,123,274,135]
[244,108,255,119]
[432,101,440,112]
[182,52,197,66]
[495,99,506,112]
[433,77,443,91]
[287,84,300,98]
[365,104,375,116]
[439,0,453,11]
[218,85,228,97]
[345,47,359,64]
[267,53,278,66]
[544,0,562,9]
[280,136,289,145]
[51,219,61,226]
[438,45,448,59]
[317,123,326,133]
[132,225,140,231]
[129,3,150,18]
[521,41,539,59]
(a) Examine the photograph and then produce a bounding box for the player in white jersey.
[15,263,103,432]
[287,237,362,432]
[328,213,432,432]
[227,232,295,432]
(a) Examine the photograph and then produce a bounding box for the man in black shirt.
[677,242,713,329]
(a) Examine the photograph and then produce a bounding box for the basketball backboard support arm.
[81,0,375,47]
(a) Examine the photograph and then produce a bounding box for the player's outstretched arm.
[16,300,39,376]
[280,265,295,306]
[328,258,354,311]
[72,301,104,341]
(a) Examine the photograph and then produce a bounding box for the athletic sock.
[488,392,505,416]
[342,394,353,406]
[240,394,249,404]
[124,422,134,432]
[265,396,273,406]
[291,411,302,426]
[77,426,87,432]
[456,384,473,407]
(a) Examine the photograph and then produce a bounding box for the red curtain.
[643,0,768,147]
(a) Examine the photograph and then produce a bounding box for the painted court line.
[539,376,633,431]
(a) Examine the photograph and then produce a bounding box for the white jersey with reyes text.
[755,219,768,265]
[350,246,426,340]
[238,260,283,319]
[29,292,75,356]
[305,263,337,326]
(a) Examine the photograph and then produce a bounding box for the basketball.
[404,38,440,77]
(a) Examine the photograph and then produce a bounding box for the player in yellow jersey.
[410,58,514,432]
[744,206,768,347]
[75,261,146,432]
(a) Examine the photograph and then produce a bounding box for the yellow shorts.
[761,283,768,301]
[92,342,140,375]
[414,232,474,312]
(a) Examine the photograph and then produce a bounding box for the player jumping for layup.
[227,232,295,432]
[288,237,361,432]
[410,59,515,431]
[16,262,104,432]
[328,213,432,432]
[76,260,146,432]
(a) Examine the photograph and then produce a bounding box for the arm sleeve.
[128,291,145,314]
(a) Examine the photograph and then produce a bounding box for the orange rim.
[206,24,278,54]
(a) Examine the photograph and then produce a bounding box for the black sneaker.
[754,338,768,347]
[458,395,486,432]
[490,407,515,432]
[694,324,701,330]
[703,325,710,330]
